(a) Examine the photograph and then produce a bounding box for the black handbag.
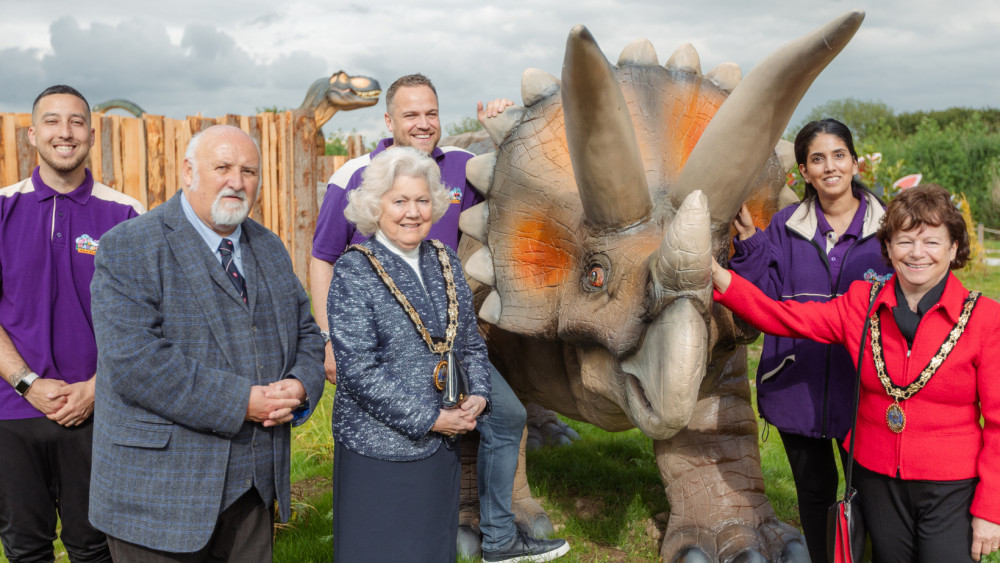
[434,349,469,408]
[827,282,879,563]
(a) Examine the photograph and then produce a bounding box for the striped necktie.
[218,238,247,304]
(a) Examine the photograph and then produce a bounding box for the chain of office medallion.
[870,290,980,401]
[349,240,459,356]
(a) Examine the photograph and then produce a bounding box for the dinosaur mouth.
[619,299,708,440]
[345,88,381,99]
[624,371,660,424]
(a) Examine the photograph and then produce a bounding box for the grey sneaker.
[481,529,570,563]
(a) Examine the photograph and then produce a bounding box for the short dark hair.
[32,85,91,124]
[794,118,876,202]
[876,183,970,269]
[385,74,437,114]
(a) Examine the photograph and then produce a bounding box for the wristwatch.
[14,372,40,397]
[320,330,331,344]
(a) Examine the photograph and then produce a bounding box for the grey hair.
[344,146,451,236]
[184,126,262,190]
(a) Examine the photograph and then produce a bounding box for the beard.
[210,188,251,227]
[39,146,89,174]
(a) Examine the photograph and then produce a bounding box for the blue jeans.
[477,364,526,550]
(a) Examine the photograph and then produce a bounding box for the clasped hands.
[245,378,307,427]
[25,377,95,427]
[431,395,487,437]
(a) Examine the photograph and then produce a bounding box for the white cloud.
[0,1,996,143]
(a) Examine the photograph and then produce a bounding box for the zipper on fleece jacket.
[791,229,835,438]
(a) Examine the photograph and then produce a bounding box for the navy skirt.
[332,440,459,562]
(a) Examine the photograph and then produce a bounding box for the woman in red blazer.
[713,183,1000,562]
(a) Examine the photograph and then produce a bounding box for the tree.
[445,116,483,136]
[789,98,894,140]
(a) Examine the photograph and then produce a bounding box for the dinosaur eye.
[587,266,605,288]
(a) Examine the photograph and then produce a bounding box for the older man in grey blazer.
[89,125,325,561]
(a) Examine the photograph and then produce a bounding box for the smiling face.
[384,85,441,154]
[28,93,94,184]
[887,223,957,300]
[377,174,433,250]
[798,132,859,205]
[182,126,261,236]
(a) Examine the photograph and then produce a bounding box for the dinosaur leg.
[525,403,581,450]
[656,348,808,563]
[459,433,482,557]
[511,426,555,537]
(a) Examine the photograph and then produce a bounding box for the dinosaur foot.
[457,524,482,559]
[512,494,555,538]
[661,519,808,563]
[525,403,581,450]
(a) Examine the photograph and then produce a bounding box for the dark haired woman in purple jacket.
[728,118,893,563]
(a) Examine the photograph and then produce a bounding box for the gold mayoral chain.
[349,240,460,387]
[869,290,980,433]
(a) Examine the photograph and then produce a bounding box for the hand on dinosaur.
[734,203,757,240]
[711,259,732,294]
[477,98,514,122]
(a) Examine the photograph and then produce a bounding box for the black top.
[892,274,949,346]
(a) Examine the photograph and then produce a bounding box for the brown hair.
[385,74,438,114]
[876,183,970,269]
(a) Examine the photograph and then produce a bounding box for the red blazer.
[717,272,1000,523]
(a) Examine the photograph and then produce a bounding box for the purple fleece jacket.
[729,191,892,439]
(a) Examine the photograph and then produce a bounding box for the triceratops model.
[456,10,864,562]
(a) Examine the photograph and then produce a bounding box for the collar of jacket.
[873,272,968,325]
[785,190,884,241]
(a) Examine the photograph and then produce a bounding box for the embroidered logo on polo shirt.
[76,234,98,255]
[449,186,462,204]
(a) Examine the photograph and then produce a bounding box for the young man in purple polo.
[0,85,143,563]
[310,74,569,562]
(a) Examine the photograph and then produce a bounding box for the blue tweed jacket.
[329,237,491,461]
[88,192,325,552]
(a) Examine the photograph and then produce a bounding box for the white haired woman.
[328,146,491,562]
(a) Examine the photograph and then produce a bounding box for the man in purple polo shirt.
[310,73,569,562]
[0,85,143,563]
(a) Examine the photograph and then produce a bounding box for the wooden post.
[100,116,115,188]
[978,223,985,255]
[290,108,318,288]
[120,117,147,206]
[15,115,34,181]
[145,115,166,208]
[163,119,178,201]
[111,115,124,191]
[0,115,17,186]
[89,114,103,182]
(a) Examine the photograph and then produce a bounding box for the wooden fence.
[0,110,358,288]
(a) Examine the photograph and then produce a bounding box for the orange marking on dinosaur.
[512,218,573,287]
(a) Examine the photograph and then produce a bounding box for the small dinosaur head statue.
[299,70,382,127]
[460,12,864,439]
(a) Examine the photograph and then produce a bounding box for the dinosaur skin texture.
[456,11,865,562]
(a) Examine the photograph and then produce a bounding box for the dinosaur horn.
[562,25,651,227]
[670,10,864,224]
[650,190,712,301]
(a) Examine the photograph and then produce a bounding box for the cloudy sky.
[1,1,997,141]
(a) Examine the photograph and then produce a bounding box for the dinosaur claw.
[777,539,811,563]
[673,546,712,563]
[728,549,768,563]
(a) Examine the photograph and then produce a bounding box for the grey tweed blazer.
[88,192,325,552]
[329,237,491,461]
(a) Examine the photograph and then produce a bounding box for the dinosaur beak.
[621,191,713,439]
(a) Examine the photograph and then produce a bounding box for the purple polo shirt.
[813,189,867,282]
[0,168,143,420]
[312,138,483,262]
